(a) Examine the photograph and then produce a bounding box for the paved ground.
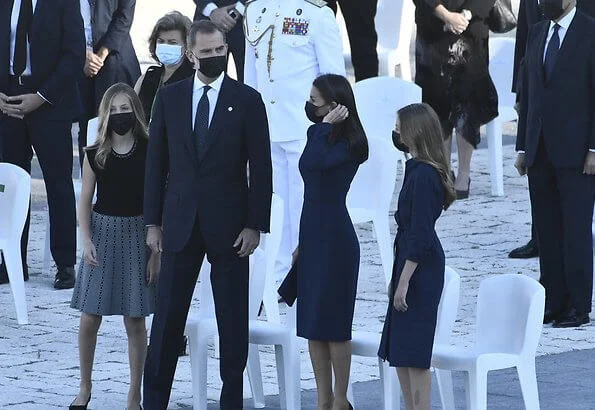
[2,1,594,409]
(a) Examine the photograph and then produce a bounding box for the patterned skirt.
[70,212,156,317]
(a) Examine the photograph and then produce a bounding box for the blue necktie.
[544,23,560,82]
[13,0,33,76]
[193,85,211,159]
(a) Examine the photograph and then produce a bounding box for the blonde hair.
[86,83,148,169]
[398,103,456,210]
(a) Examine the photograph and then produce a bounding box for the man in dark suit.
[327,0,378,81]
[77,0,141,166]
[515,0,595,327]
[194,0,246,82]
[142,20,273,409]
[0,0,85,288]
[509,0,595,259]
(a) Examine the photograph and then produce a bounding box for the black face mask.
[108,112,136,136]
[305,101,326,123]
[197,55,227,78]
[540,0,566,21]
[392,130,409,153]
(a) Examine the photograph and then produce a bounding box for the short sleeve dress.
[70,138,156,317]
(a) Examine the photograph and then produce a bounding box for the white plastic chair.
[375,0,415,79]
[347,266,460,409]
[486,37,517,197]
[347,137,399,287]
[43,117,99,273]
[186,195,300,409]
[0,163,31,325]
[353,77,422,175]
[432,274,545,410]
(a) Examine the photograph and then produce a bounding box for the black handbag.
[277,261,298,306]
[487,0,517,33]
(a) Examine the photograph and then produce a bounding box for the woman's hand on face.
[322,104,349,124]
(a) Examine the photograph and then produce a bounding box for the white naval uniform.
[244,0,345,280]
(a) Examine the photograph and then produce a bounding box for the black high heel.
[456,177,471,200]
[69,393,91,410]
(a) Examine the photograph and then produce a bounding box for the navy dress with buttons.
[296,122,361,342]
[378,159,445,369]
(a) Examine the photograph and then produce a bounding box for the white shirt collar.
[193,71,225,93]
[550,6,576,31]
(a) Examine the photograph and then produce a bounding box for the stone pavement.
[1,132,594,408]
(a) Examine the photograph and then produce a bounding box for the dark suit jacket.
[516,10,595,169]
[144,75,273,254]
[0,0,85,119]
[513,0,595,93]
[84,0,140,114]
[193,0,246,20]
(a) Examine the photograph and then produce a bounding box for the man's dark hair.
[187,20,226,49]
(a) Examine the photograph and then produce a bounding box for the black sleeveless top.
[138,58,195,122]
[86,138,148,217]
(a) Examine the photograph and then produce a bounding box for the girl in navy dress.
[70,83,158,410]
[378,103,456,410]
[294,74,368,410]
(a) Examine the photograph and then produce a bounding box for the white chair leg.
[464,367,488,410]
[282,340,301,410]
[43,211,51,274]
[275,345,288,408]
[435,369,455,410]
[400,58,412,82]
[373,217,393,286]
[4,248,28,325]
[486,119,504,197]
[517,360,540,410]
[379,359,400,410]
[188,330,209,410]
[247,345,266,408]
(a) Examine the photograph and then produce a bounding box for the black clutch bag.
[277,261,298,307]
[487,0,517,34]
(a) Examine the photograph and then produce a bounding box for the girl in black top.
[135,11,195,122]
[69,83,157,410]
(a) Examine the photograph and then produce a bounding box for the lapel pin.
[228,106,233,112]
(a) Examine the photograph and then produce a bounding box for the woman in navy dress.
[295,74,368,410]
[378,103,456,410]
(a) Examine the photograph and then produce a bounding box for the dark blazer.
[516,10,595,169]
[144,75,273,253]
[193,0,245,20]
[88,0,140,105]
[513,0,595,93]
[0,0,85,119]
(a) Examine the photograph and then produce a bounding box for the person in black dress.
[134,11,195,122]
[294,74,368,410]
[413,0,498,199]
[378,103,456,410]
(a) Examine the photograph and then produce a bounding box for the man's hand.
[3,93,45,118]
[234,228,260,257]
[584,151,595,175]
[515,152,527,176]
[0,92,21,119]
[87,52,105,76]
[210,5,238,33]
[445,11,469,34]
[147,226,163,253]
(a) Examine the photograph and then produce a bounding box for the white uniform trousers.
[271,139,307,283]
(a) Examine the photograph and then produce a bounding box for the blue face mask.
[156,44,183,66]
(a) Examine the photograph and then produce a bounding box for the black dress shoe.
[54,266,75,289]
[69,393,91,410]
[553,309,590,328]
[543,309,561,325]
[455,178,471,200]
[509,238,539,259]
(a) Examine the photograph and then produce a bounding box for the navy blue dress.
[296,123,361,341]
[378,159,445,369]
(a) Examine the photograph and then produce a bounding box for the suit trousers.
[328,0,379,81]
[271,139,306,283]
[143,217,249,410]
[0,80,77,269]
[528,139,594,314]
